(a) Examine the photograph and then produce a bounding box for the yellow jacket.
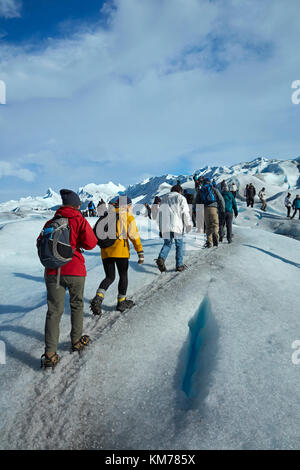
[101,207,143,259]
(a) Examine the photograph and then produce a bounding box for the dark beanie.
[60,189,81,207]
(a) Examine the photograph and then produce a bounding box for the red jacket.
[38,206,98,277]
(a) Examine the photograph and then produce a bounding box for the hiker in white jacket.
[285,193,292,218]
[258,187,267,211]
[156,184,192,273]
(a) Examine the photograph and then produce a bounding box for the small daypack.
[201,183,216,205]
[37,216,74,285]
[93,211,122,248]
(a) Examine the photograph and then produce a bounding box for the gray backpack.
[37,216,74,286]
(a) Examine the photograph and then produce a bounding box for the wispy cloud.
[0,0,22,18]
[0,160,35,182]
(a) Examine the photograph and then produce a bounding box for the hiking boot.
[116,298,135,313]
[212,234,218,247]
[203,242,212,248]
[41,352,59,369]
[156,257,166,272]
[176,265,187,272]
[90,294,103,316]
[71,335,91,352]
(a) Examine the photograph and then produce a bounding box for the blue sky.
[0,0,299,202]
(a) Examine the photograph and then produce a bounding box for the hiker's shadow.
[0,325,44,369]
[129,261,156,275]
[83,251,100,257]
[0,297,46,316]
[13,272,44,283]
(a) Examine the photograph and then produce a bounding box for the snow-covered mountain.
[78,182,126,209]
[0,156,299,213]
[0,187,62,213]
[124,156,300,206]
[0,183,125,213]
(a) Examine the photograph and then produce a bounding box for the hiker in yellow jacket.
[90,196,144,314]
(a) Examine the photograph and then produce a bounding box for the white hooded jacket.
[158,191,192,237]
[258,189,266,201]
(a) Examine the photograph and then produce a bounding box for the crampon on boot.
[212,234,219,247]
[116,298,135,313]
[40,352,59,369]
[71,335,91,353]
[203,241,212,248]
[90,293,103,316]
[155,257,166,272]
[176,264,187,272]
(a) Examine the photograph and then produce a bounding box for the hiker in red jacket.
[38,189,98,368]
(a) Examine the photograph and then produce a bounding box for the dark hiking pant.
[247,197,254,208]
[99,258,129,296]
[291,208,300,219]
[219,212,233,241]
[286,206,291,217]
[45,274,85,353]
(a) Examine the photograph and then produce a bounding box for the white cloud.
[0,161,35,182]
[0,0,299,199]
[0,0,21,18]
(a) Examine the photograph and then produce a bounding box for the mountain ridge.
[0,156,299,213]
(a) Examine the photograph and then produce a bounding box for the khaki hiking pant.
[204,206,219,247]
[45,274,85,353]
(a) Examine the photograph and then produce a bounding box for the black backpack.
[37,216,74,269]
[93,211,122,248]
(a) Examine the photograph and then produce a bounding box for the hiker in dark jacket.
[220,180,227,191]
[246,183,256,207]
[144,203,152,219]
[219,184,238,243]
[291,195,300,219]
[88,200,96,217]
[183,189,196,227]
[195,178,225,247]
[38,189,98,368]
[151,196,161,221]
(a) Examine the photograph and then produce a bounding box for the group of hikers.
[37,176,300,368]
[243,183,267,211]
[82,199,106,217]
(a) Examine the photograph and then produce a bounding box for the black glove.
[138,251,144,264]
